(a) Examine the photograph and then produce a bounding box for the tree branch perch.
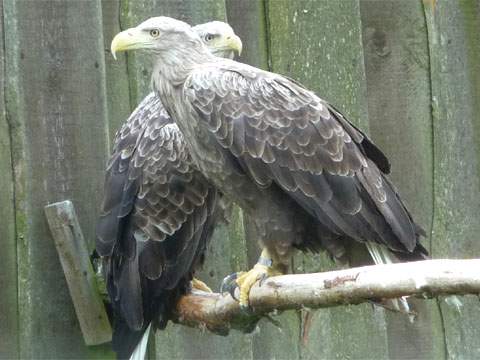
[173,259,480,334]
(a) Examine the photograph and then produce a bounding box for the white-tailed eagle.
[97,21,242,359]
[110,15,427,320]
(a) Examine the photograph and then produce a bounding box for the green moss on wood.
[226,0,269,70]
[0,1,19,355]
[4,0,112,357]
[102,0,132,144]
[360,1,445,358]
[425,0,480,358]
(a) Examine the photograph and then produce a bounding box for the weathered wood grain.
[360,1,445,358]
[3,0,112,358]
[101,0,132,143]
[266,1,388,358]
[425,0,480,358]
[226,0,269,70]
[0,0,19,357]
[361,0,433,239]
[44,201,112,346]
[267,0,369,128]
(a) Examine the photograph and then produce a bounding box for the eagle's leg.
[222,248,285,309]
[191,277,212,293]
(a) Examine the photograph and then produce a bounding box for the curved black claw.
[258,273,268,287]
[220,272,239,301]
[239,303,253,315]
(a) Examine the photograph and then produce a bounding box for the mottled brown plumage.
[98,21,242,359]
[180,61,426,262]
[96,92,218,356]
[111,17,427,273]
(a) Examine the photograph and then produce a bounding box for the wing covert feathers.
[186,63,425,256]
[96,92,218,357]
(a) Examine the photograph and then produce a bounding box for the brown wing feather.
[186,64,424,255]
[96,92,218,357]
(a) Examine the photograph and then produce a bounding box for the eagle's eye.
[204,33,215,42]
[150,29,160,38]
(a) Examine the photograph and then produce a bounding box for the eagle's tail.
[112,319,150,360]
[128,323,152,360]
[365,242,412,318]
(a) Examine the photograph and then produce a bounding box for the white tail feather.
[445,295,463,312]
[366,243,413,319]
[129,323,152,360]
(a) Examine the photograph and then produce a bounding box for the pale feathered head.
[111,17,242,60]
[192,21,241,59]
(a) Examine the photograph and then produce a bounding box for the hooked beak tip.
[227,34,242,57]
[236,36,243,56]
[110,28,139,60]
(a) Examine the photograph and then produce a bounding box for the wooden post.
[44,200,112,346]
[266,1,387,359]
[424,1,480,357]
[0,0,18,357]
[360,1,444,357]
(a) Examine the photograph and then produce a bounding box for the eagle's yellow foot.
[236,263,283,309]
[220,249,284,310]
[191,277,212,293]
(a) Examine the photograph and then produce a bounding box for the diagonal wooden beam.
[45,200,112,346]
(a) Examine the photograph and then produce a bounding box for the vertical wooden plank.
[266,1,389,359]
[226,0,269,70]
[361,0,433,239]
[3,0,113,358]
[101,0,132,143]
[267,0,370,128]
[247,310,300,360]
[425,0,480,358]
[114,1,252,358]
[45,201,112,346]
[0,0,19,357]
[226,2,301,359]
[360,1,446,359]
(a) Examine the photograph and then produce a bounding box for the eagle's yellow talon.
[235,253,284,308]
[191,277,212,293]
[237,264,269,308]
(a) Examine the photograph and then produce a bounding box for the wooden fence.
[1,0,479,359]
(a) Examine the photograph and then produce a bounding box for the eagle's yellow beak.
[111,28,147,60]
[111,26,243,59]
[225,34,242,56]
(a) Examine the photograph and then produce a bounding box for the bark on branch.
[174,259,480,334]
